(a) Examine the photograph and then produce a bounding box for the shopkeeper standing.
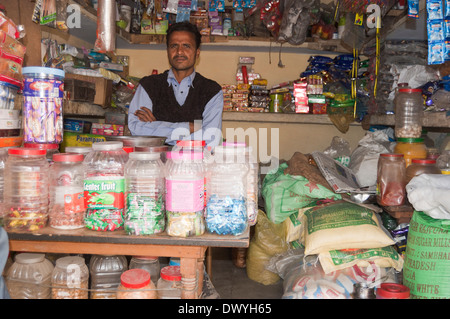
[128,21,224,147]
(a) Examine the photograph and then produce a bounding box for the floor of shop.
[206,247,284,299]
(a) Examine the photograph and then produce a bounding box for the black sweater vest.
[138,71,221,123]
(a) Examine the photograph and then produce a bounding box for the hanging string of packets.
[423,0,450,65]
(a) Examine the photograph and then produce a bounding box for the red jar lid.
[8,147,46,156]
[176,140,205,147]
[24,143,59,149]
[123,146,134,153]
[120,269,151,289]
[398,88,422,93]
[160,266,181,281]
[380,153,404,157]
[411,158,436,164]
[53,153,84,162]
[377,283,410,299]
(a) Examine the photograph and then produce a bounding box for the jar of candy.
[165,151,205,237]
[3,147,50,231]
[124,152,165,235]
[0,147,8,222]
[24,143,59,164]
[405,158,441,184]
[394,88,423,138]
[22,66,64,144]
[129,256,160,286]
[157,266,182,299]
[51,256,89,299]
[206,145,249,235]
[83,141,128,231]
[116,269,157,299]
[65,146,92,157]
[376,283,410,299]
[436,150,450,174]
[49,153,85,229]
[394,137,427,167]
[6,253,54,299]
[134,145,170,163]
[376,153,406,206]
[89,255,128,299]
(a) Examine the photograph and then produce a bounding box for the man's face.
[167,31,200,73]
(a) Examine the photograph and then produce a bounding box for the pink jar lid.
[222,141,246,147]
[167,150,203,160]
[377,283,410,299]
[24,143,59,149]
[176,140,205,147]
[160,266,181,281]
[53,153,84,162]
[120,269,151,289]
[8,147,46,156]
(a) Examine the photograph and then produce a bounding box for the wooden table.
[7,227,250,299]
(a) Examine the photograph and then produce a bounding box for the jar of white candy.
[394,88,423,139]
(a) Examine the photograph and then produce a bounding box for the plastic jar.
[376,153,406,206]
[124,152,165,235]
[0,147,8,221]
[129,256,160,286]
[89,255,128,299]
[157,266,182,299]
[394,88,423,138]
[165,150,205,237]
[6,253,54,299]
[405,158,441,184]
[135,145,169,163]
[65,146,92,157]
[22,66,65,144]
[24,143,59,164]
[117,269,157,299]
[394,137,427,167]
[206,145,249,235]
[3,147,50,231]
[49,153,85,229]
[376,283,410,299]
[83,141,128,231]
[436,150,450,174]
[51,256,89,299]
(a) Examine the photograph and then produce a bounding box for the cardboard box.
[64,118,92,133]
[60,131,106,152]
[91,123,124,136]
[65,74,113,107]
[0,119,21,129]
[0,109,20,120]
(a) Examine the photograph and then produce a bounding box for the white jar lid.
[129,152,160,161]
[15,253,46,264]
[92,141,123,151]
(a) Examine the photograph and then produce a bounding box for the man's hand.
[135,107,157,122]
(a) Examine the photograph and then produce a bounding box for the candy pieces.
[84,208,124,231]
[206,195,248,236]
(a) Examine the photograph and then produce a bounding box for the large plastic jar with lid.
[437,150,450,174]
[6,253,54,299]
[376,283,410,299]
[83,141,128,231]
[51,256,89,299]
[124,152,165,235]
[24,143,59,164]
[394,88,423,139]
[376,153,406,206]
[22,66,65,144]
[157,265,182,299]
[165,150,205,237]
[49,153,85,229]
[394,137,427,167]
[0,147,8,222]
[206,145,249,236]
[134,145,170,163]
[89,255,128,299]
[129,256,160,286]
[116,268,157,299]
[3,147,50,231]
[405,158,441,184]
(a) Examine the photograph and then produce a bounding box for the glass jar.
[83,141,128,231]
[134,145,170,163]
[206,145,249,235]
[65,146,92,157]
[157,265,182,299]
[165,151,205,237]
[394,137,427,167]
[49,153,85,229]
[3,147,50,231]
[376,283,410,299]
[436,150,450,174]
[117,269,157,299]
[129,256,160,286]
[405,158,441,184]
[89,255,128,299]
[394,88,423,139]
[376,153,406,206]
[24,143,59,164]
[124,152,165,235]
[6,253,54,299]
[51,256,89,299]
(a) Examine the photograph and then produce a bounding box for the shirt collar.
[167,69,196,88]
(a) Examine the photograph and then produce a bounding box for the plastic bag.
[278,0,315,45]
[323,136,351,166]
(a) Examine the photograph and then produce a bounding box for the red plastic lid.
[377,283,410,299]
[120,269,151,289]
[411,158,436,164]
[380,153,404,157]
[123,146,134,153]
[53,153,84,162]
[398,88,421,93]
[176,140,205,147]
[8,147,46,156]
[160,266,181,281]
[24,143,59,149]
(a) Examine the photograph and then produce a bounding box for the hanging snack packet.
[428,40,445,65]
[408,0,420,18]
[445,0,450,18]
[427,0,444,21]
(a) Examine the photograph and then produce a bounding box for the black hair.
[166,21,202,49]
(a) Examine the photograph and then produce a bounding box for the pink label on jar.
[166,178,204,212]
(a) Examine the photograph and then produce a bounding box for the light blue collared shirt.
[128,69,223,147]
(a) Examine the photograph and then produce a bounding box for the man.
[128,22,224,147]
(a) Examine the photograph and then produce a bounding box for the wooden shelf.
[369,112,450,128]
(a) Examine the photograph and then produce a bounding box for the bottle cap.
[120,269,151,289]
[160,266,181,281]
[53,153,84,162]
[376,283,410,299]
[8,147,46,156]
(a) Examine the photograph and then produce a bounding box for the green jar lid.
[397,137,424,143]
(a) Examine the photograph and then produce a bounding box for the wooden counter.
[7,227,250,299]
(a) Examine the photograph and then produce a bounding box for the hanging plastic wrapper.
[95,0,116,53]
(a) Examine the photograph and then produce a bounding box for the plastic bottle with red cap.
[116,268,157,299]
[376,283,410,299]
[156,265,182,299]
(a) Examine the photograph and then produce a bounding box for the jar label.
[64,192,85,214]
[23,78,64,98]
[84,178,125,209]
[166,178,204,212]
